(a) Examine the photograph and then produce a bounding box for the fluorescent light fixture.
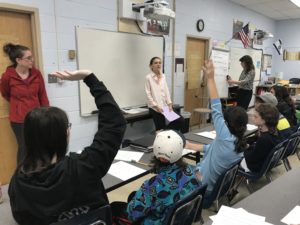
[290,0,300,8]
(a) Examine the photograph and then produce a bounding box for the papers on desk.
[210,206,271,225]
[194,124,257,140]
[281,205,300,225]
[195,131,216,139]
[122,108,148,114]
[162,106,180,122]
[114,150,144,162]
[247,124,258,131]
[108,161,146,181]
[182,148,196,156]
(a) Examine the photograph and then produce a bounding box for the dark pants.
[236,89,253,110]
[10,122,25,164]
[111,191,138,225]
[149,108,185,132]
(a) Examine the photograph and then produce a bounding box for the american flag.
[238,23,250,48]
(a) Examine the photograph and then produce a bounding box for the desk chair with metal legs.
[162,185,207,225]
[202,161,241,212]
[281,130,300,171]
[237,139,289,193]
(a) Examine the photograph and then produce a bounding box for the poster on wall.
[232,20,243,40]
[147,19,170,35]
[262,54,272,72]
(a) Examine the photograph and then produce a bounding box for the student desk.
[103,146,154,192]
[185,125,257,144]
[184,125,258,162]
[203,166,300,225]
[103,145,198,192]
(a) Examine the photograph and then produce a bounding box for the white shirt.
[145,73,172,110]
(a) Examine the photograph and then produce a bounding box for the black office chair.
[281,131,300,171]
[162,185,207,225]
[238,140,289,192]
[50,205,112,225]
[202,161,241,212]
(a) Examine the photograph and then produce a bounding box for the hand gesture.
[227,79,235,85]
[202,60,215,80]
[50,70,92,81]
[155,106,163,113]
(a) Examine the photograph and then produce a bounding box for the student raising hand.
[51,69,92,81]
[202,59,215,80]
[203,59,218,99]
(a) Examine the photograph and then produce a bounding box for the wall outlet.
[48,74,58,83]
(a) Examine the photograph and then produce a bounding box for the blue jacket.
[196,98,243,192]
[127,164,201,225]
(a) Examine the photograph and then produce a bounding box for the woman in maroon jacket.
[0,43,49,163]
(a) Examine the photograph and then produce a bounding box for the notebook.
[129,134,155,153]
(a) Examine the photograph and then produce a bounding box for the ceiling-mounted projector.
[132,0,175,20]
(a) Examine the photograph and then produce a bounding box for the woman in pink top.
[145,57,184,132]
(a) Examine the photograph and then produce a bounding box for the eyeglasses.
[67,123,72,128]
[21,56,34,61]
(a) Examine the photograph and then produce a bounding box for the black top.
[277,100,297,126]
[244,131,282,172]
[8,74,126,225]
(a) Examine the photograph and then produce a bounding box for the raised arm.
[52,70,126,177]
[203,60,230,139]
[202,60,218,99]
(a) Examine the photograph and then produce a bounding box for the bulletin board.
[76,27,164,116]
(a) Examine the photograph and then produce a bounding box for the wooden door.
[184,37,209,126]
[0,10,33,184]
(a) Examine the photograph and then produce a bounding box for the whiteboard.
[76,27,164,116]
[228,47,263,82]
[211,49,230,98]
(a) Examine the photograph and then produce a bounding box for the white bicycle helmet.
[153,130,185,163]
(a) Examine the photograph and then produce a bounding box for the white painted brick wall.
[1,0,291,153]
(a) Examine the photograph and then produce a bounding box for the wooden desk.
[204,166,300,225]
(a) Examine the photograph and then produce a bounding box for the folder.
[129,134,155,153]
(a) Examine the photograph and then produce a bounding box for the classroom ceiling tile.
[229,0,300,20]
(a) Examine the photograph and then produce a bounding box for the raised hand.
[51,70,92,81]
[202,60,215,80]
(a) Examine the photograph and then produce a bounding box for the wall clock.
[196,19,205,32]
